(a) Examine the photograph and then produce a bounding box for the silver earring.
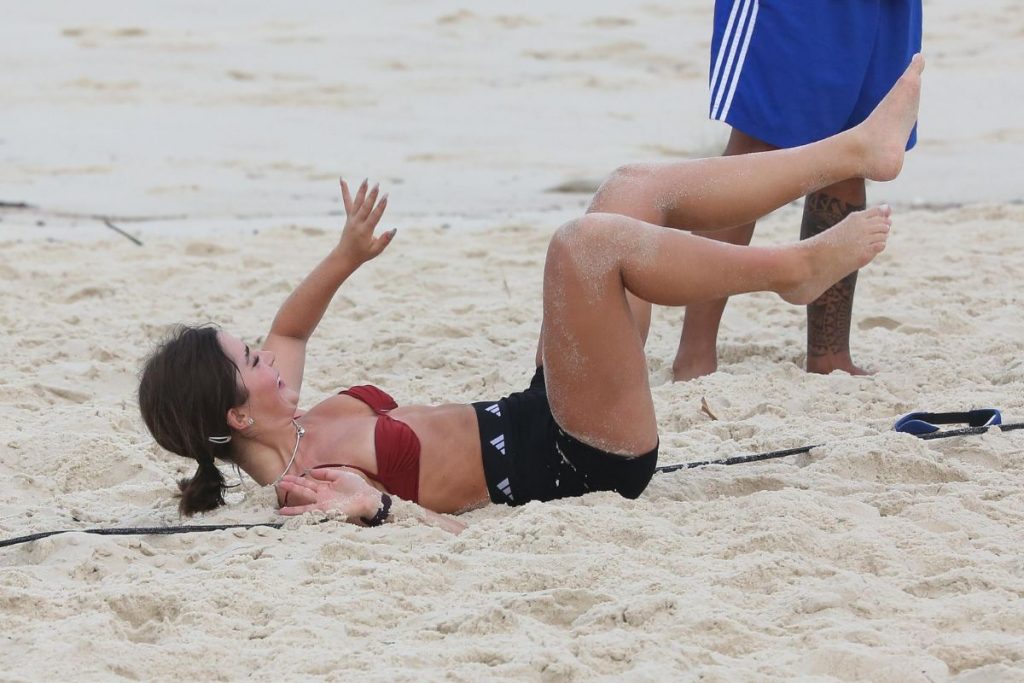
[248,418,255,426]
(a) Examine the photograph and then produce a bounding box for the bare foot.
[857,54,924,181]
[806,351,873,376]
[672,352,717,382]
[781,206,892,306]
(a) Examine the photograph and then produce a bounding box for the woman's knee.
[608,162,651,183]
[546,214,622,286]
[590,163,654,212]
[548,214,618,259]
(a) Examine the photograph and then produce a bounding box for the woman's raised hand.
[339,178,396,263]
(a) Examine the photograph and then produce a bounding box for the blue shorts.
[709,0,922,149]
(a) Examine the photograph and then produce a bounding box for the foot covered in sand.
[782,206,892,305]
[858,54,925,182]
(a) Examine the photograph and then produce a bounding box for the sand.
[2,2,1024,681]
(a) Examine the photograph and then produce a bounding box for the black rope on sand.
[654,421,1024,475]
[2,423,1022,550]
[0,523,283,550]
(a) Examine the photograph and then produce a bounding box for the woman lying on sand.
[139,57,923,530]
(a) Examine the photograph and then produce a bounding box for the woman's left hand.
[338,178,395,264]
[277,469,383,520]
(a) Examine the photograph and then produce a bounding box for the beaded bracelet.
[360,493,392,527]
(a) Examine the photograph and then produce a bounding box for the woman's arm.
[263,179,395,394]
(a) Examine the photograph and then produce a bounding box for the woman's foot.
[781,206,892,306]
[857,54,925,182]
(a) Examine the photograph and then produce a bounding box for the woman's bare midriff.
[392,404,489,513]
[296,396,488,514]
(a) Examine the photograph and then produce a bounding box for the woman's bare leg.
[542,208,892,455]
[591,55,921,231]
[568,55,923,350]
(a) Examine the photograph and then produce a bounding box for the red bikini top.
[313,385,421,503]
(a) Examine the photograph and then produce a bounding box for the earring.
[248,418,255,426]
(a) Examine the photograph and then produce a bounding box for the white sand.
[2,2,1024,681]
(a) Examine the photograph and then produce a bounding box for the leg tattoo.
[800,192,866,360]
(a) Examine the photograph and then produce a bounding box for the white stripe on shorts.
[720,0,759,120]
[709,0,745,103]
[710,0,759,121]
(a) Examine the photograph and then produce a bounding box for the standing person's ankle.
[672,348,719,382]
[805,351,872,376]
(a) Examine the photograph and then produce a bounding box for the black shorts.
[473,368,658,506]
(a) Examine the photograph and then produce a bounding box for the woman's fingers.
[340,178,353,215]
[366,193,388,230]
[353,178,369,213]
[358,184,380,220]
[278,502,323,516]
[369,229,397,257]
[338,179,393,262]
[280,474,321,491]
[307,468,348,482]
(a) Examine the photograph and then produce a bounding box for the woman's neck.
[232,418,304,486]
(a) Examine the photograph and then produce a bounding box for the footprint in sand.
[858,315,902,331]
[184,241,232,257]
[33,383,91,404]
[66,285,115,303]
[62,27,147,39]
[546,179,602,194]
[504,588,610,628]
[586,17,636,28]
[525,41,648,63]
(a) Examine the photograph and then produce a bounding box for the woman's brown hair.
[138,325,249,515]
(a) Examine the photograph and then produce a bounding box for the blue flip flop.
[895,409,1002,435]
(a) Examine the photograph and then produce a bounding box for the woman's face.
[217,331,298,422]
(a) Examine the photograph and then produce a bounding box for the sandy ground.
[2,1,1024,681]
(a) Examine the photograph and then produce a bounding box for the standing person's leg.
[805,0,923,376]
[661,0,889,380]
[675,173,869,380]
[673,129,775,381]
[801,178,868,375]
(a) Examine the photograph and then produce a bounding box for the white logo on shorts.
[485,403,501,417]
[497,477,514,501]
[490,434,506,455]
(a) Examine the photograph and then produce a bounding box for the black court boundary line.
[0,523,283,549]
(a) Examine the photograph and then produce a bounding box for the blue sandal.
[894,409,1002,435]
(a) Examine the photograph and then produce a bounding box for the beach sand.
[2,2,1023,681]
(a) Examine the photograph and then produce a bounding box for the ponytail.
[177,456,228,516]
